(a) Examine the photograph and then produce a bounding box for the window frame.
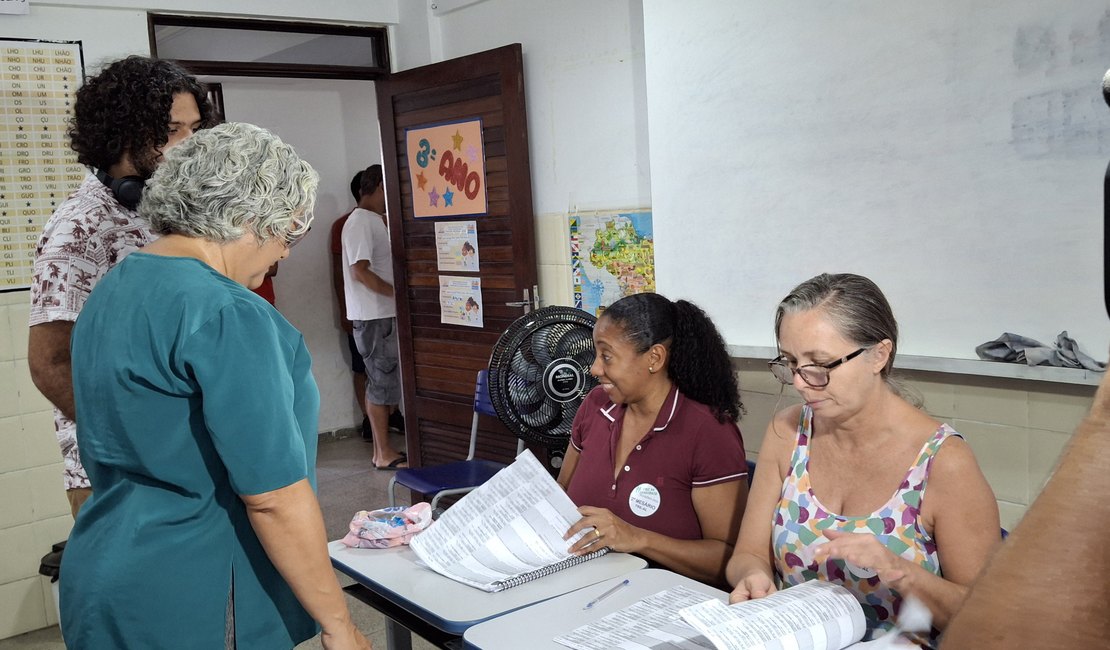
[148,13,390,80]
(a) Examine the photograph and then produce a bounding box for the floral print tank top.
[773,406,955,647]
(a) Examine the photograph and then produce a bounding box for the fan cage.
[488,306,599,447]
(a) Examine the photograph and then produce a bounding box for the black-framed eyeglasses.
[768,348,868,388]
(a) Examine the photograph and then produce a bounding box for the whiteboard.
[643,1,1110,361]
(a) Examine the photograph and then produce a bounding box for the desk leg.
[385,617,413,650]
[342,583,459,649]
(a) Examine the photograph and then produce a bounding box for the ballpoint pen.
[583,578,631,610]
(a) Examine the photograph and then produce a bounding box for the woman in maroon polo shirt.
[558,293,749,586]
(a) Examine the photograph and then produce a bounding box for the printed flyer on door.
[435,220,480,272]
[439,275,483,328]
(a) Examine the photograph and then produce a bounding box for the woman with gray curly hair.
[61,122,371,650]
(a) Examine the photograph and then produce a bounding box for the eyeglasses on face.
[768,347,868,388]
[282,216,313,248]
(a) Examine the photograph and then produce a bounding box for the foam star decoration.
[451,129,464,150]
[428,187,441,207]
[466,144,479,163]
[416,171,428,190]
[443,189,454,207]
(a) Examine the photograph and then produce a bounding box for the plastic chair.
[388,370,518,513]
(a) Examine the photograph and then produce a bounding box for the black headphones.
[95,169,145,211]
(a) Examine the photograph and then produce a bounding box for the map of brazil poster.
[570,210,654,317]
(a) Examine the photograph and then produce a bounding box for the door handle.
[505,289,532,314]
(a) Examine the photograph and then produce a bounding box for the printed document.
[410,449,596,591]
[680,580,865,650]
[557,581,888,650]
[554,585,716,650]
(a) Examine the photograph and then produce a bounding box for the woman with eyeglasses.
[558,292,749,586]
[725,273,998,648]
[61,123,370,649]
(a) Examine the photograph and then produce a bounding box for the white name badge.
[628,483,661,517]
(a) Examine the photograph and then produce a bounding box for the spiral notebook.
[410,449,609,592]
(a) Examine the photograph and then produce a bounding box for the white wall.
[7,1,400,72]
[33,0,398,23]
[424,0,650,216]
[208,76,381,432]
[3,5,150,67]
[391,0,433,72]
[642,0,1110,360]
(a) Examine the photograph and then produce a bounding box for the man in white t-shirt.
[341,164,407,469]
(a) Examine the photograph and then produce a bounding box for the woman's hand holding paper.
[565,506,643,555]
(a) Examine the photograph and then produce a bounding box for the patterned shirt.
[773,406,956,648]
[29,174,157,490]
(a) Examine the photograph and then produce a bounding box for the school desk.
[329,540,648,649]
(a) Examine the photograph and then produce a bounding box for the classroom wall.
[29,0,398,24]
[391,0,433,72]
[0,293,72,639]
[643,0,1110,361]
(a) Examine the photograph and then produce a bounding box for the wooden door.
[378,44,537,470]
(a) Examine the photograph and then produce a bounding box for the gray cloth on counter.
[975,331,1106,371]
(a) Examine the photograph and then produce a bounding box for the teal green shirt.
[62,252,320,649]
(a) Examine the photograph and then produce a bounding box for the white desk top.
[462,567,728,649]
[329,540,648,634]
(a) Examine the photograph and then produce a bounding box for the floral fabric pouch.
[340,503,433,549]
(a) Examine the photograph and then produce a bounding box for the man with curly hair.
[28,55,210,517]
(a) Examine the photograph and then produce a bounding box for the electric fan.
[487,306,599,457]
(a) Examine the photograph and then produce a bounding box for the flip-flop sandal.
[374,457,407,471]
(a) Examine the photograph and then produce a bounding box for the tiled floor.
[0,432,438,650]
